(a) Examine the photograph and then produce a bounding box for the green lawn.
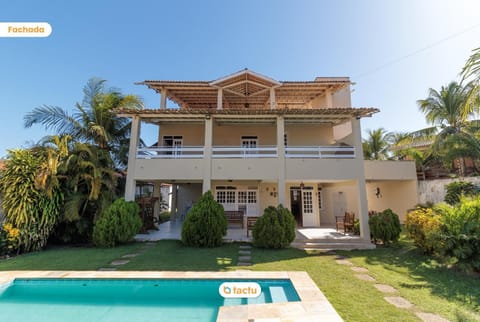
[0,238,478,322]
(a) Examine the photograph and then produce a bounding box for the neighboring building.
[118,69,418,239]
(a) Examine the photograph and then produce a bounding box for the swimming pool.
[0,278,300,322]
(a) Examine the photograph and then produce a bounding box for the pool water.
[0,278,300,322]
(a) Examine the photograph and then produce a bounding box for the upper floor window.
[241,136,258,149]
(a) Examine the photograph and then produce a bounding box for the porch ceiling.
[116,107,379,125]
[136,69,351,109]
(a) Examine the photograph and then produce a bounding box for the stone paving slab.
[374,284,397,293]
[354,274,375,282]
[238,262,252,266]
[239,250,251,255]
[238,256,252,261]
[97,268,117,271]
[350,266,368,273]
[334,255,346,259]
[239,245,252,249]
[384,296,413,309]
[110,259,130,266]
[121,253,140,258]
[335,259,353,266]
[416,312,450,322]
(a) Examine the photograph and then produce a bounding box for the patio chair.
[335,212,355,234]
[246,216,258,237]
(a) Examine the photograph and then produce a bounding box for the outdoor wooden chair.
[246,216,258,237]
[335,212,355,234]
[225,210,244,228]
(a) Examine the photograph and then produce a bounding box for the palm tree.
[416,81,479,175]
[24,78,143,168]
[362,128,393,160]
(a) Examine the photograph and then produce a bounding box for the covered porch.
[135,220,375,250]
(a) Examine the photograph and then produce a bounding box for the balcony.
[136,145,356,159]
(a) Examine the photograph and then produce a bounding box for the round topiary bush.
[368,208,401,245]
[181,191,227,247]
[93,198,142,247]
[252,204,295,249]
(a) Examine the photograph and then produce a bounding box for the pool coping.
[0,270,343,322]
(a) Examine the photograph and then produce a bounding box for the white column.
[276,116,286,205]
[325,89,333,108]
[161,88,167,109]
[270,88,276,109]
[125,116,141,201]
[202,117,213,193]
[171,184,177,221]
[153,181,161,220]
[351,117,370,239]
[217,88,223,110]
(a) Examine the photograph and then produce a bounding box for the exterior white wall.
[284,124,334,145]
[213,123,276,146]
[176,183,202,219]
[259,182,279,214]
[135,159,203,181]
[160,123,205,146]
[366,180,418,222]
[286,159,364,181]
[320,181,359,226]
[364,160,417,180]
[418,176,480,205]
[332,85,351,107]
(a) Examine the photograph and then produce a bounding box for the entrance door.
[241,136,258,156]
[302,188,315,227]
[290,188,302,226]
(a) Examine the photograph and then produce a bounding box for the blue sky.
[1,0,479,156]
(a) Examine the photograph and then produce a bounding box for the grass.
[0,237,478,321]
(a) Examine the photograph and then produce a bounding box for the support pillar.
[202,117,213,193]
[270,88,276,110]
[125,116,140,201]
[153,182,161,220]
[351,117,370,239]
[217,88,223,110]
[276,116,286,205]
[161,88,167,109]
[171,184,177,221]
[325,89,333,108]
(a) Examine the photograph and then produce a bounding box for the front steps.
[291,238,376,251]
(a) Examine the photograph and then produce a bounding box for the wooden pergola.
[137,69,352,110]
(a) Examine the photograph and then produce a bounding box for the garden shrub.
[93,198,141,247]
[435,198,480,272]
[181,191,227,247]
[405,207,442,254]
[444,181,478,205]
[252,204,296,249]
[368,209,401,245]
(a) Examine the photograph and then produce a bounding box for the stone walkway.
[333,254,450,322]
[97,242,156,271]
[237,244,252,266]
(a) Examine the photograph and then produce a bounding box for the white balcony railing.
[137,146,204,159]
[212,146,278,158]
[285,146,355,159]
[136,145,356,159]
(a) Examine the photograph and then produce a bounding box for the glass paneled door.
[301,187,316,227]
[241,136,257,156]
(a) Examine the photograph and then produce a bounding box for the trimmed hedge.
[368,209,401,245]
[181,191,227,247]
[93,198,142,247]
[252,204,295,249]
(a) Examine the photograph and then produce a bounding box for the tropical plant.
[93,198,141,247]
[405,207,442,254]
[181,191,227,247]
[444,181,478,205]
[252,204,296,249]
[368,209,401,245]
[362,128,393,160]
[435,198,480,272]
[24,78,143,168]
[0,149,63,252]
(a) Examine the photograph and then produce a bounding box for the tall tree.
[23,78,143,168]
[362,128,393,160]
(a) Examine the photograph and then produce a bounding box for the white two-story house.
[118,69,418,240]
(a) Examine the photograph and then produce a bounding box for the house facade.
[118,70,418,239]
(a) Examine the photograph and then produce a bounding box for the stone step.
[291,241,376,251]
[294,238,370,244]
[238,250,251,255]
[239,245,252,250]
[238,262,252,266]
